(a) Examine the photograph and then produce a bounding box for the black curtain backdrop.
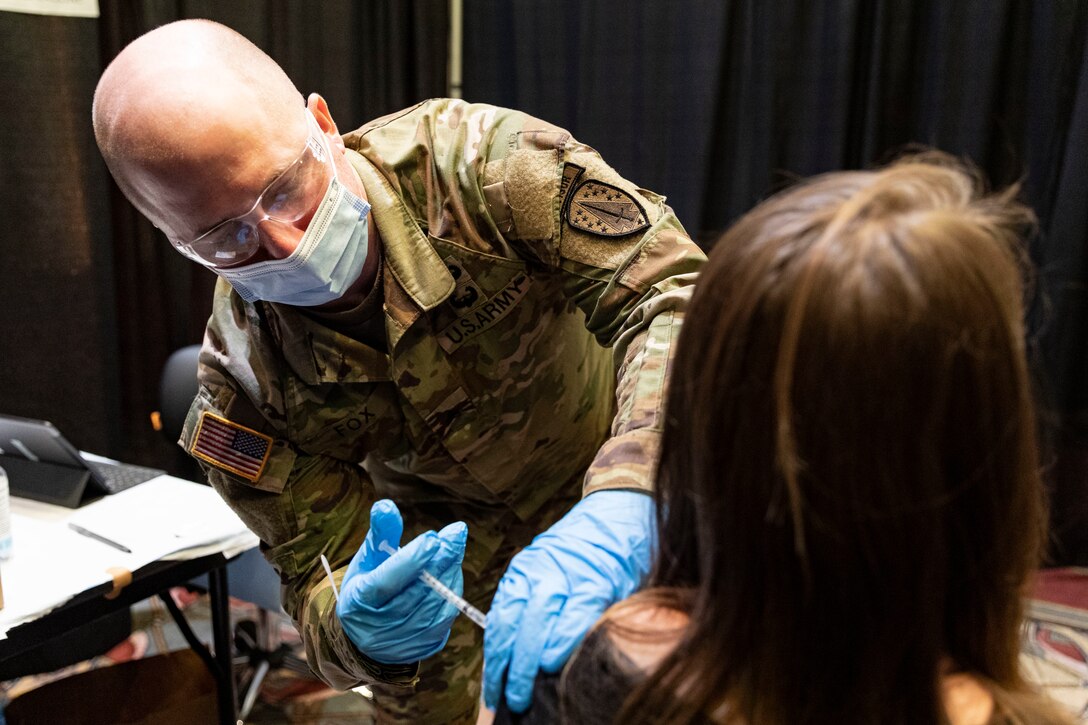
[463,0,1088,564]
[1,1,1087,563]
[0,12,123,456]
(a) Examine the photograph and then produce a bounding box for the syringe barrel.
[379,540,488,628]
[420,571,488,628]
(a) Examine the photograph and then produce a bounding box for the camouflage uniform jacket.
[180,99,706,690]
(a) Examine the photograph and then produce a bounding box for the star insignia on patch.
[190,411,273,482]
[565,180,649,237]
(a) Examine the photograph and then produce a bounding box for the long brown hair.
[625,155,1059,724]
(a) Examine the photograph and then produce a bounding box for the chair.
[154,344,310,720]
[153,345,204,481]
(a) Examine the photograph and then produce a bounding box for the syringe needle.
[379,540,487,629]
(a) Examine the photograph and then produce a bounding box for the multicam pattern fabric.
[179,99,706,722]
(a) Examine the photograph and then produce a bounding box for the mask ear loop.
[306,108,338,185]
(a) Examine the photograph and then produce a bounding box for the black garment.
[493,672,562,725]
[492,627,705,725]
[301,249,387,350]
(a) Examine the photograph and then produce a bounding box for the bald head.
[92,20,309,237]
[94,19,303,164]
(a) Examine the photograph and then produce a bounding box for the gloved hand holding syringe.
[320,499,486,668]
[321,545,487,629]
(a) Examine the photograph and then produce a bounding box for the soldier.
[92,19,706,724]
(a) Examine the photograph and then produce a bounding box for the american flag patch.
[190,412,273,482]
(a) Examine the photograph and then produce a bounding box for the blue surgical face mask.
[216,176,372,306]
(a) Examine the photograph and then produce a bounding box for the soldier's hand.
[336,499,468,664]
[483,490,655,712]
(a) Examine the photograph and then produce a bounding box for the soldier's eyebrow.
[212,111,317,228]
[201,154,301,234]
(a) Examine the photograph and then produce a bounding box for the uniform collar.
[345,149,455,312]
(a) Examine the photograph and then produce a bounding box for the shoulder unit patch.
[190,411,273,482]
[564,180,649,237]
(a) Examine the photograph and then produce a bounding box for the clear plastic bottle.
[0,465,12,559]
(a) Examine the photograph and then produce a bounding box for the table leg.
[208,564,237,725]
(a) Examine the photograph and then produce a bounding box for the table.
[0,477,259,725]
[0,552,239,724]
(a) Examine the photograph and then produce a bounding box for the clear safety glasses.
[171,111,335,268]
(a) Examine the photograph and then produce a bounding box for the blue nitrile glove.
[483,489,655,711]
[336,499,469,664]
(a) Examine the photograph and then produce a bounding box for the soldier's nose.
[259,221,304,259]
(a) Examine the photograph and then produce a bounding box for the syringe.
[378,540,488,629]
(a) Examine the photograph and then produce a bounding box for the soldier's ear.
[307,93,344,150]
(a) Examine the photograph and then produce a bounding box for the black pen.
[68,523,133,554]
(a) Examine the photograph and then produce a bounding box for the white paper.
[0,476,257,638]
[0,0,99,18]
[67,477,250,559]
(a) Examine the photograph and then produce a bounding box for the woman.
[557,154,1072,724]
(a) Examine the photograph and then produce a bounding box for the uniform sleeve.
[178,281,418,690]
[472,106,707,496]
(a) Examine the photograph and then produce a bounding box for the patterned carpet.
[1,587,376,724]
